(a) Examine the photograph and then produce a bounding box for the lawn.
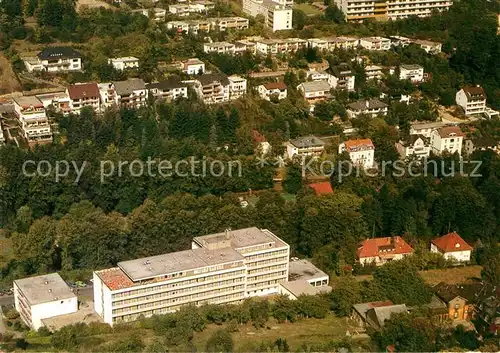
[193,314,357,352]
[294,3,323,16]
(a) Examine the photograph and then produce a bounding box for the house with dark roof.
[112,78,148,109]
[66,83,100,114]
[257,82,288,101]
[356,236,414,266]
[346,99,388,119]
[430,126,465,156]
[433,282,482,321]
[24,47,82,73]
[456,86,487,116]
[297,81,331,109]
[351,301,408,330]
[146,78,188,102]
[395,134,431,160]
[430,232,472,263]
[285,135,325,159]
[193,73,231,104]
[464,137,499,156]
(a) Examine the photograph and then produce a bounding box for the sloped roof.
[147,78,186,91]
[367,304,408,330]
[289,135,325,148]
[352,301,394,321]
[399,134,429,147]
[252,129,267,143]
[343,138,374,152]
[38,47,82,60]
[463,86,486,100]
[198,73,229,86]
[299,81,331,93]
[308,182,333,195]
[431,232,472,253]
[471,137,498,148]
[263,82,287,90]
[437,126,465,138]
[347,99,388,111]
[433,282,482,303]
[357,236,414,258]
[113,78,146,95]
[67,83,99,100]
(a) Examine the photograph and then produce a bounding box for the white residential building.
[98,83,117,110]
[365,65,384,80]
[168,1,214,16]
[228,75,247,100]
[330,66,356,91]
[335,0,453,22]
[146,79,188,102]
[339,138,375,169]
[399,64,424,83]
[395,135,431,160]
[258,82,288,101]
[279,260,331,300]
[430,232,472,263]
[12,96,53,146]
[194,73,231,104]
[14,273,78,330]
[182,58,205,75]
[357,236,414,266]
[93,228,290,325]
[235,40,257,54]
[243,0,292,31]
[23,47,82,73]
[36,91,71,115]
[412,39,442,54]
[67,82,101,114]
[297,81,331,107]
[306,70,336,88]
[285,135,325,159]
[347,99,388,119]
[430,126,464,156]
[359,37,391,51]
[132,8,167,22]
[456,86,487,117]
[108,57,139,71]
[113,78,148,109]
[167,17,249,34]
[203,42,236,55]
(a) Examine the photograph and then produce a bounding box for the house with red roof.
[308,181,333,195]
[252,129,271,155]
[357,236,414,266]
[66,82,100,114]
[430,232,472,263]
[258,82,288,101]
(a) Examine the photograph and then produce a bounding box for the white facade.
[257,83,288,101]
[108,57,139,71]
[359,37,391,51]
[339,139,375,169]
[456,87,487,116]
[306,70,336,88]
[399,64,424,83]
[395,135,431,160]
[409,121,446,138]
[168,1,214,16]
[228,76,247,100]
[413,39,442,54]
[14,273,78,330]
[347,99,388,119]
[94,228,289,325]
[365,65,384,80]
[297,81,331,105]
[203,42,236,54]
[12,96,53,146]
[430,244,471,263]
[285,135,325,159]
[430,127,464,156]
[243,0,292,31]
[183,58,205,75]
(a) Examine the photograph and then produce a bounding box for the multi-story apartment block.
[285,135,325,159]
[12,96,53,146]
[67,83,101,114]
[98,83,117,110]
[93,228,289,325]
[228,75,247,100]
[456,86,487,117]
[182,58,205,75]
[146,79,188,102]
[297,81,331,107]
[335,0,453,22]
[194,73,231,104]
[36,91,71,115]
[168,1,215,16]
[365,65,384,80]
[347,99,388,119]
[113,78,148,109]
[330,65,356,91]
[23,47,82,73]
[258,82,288,101]
[306,70,335,88]
[399,64,424,83]
[243,0,292,31]
[359,37,391,51]
[14,273,77,330]
[214,17,250,31]
[430,126,464,156]
[339,138,375,169]
[108,57,139,71]
[167,17,249,34]
[235,40,257,54]
[203,42,236,54]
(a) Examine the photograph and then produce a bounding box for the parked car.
[74,281,86,288]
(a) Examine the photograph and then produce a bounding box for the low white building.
[132,8,167,22]
[285,135,325,159]
[279,259,331,300]
[456,86,487,117]
[146,78,188,102]
[23,47,82,73]
[430,232,472,263]
[412,39,441,54]
[203,42,236,55]
[257,82,288,101]
[399,64,424,83]
[182,58,205,75]
[359,37,391,51]
[108,57,139,71]
[339,138,375,169]
[168,1,214,16]
[430,126,464,156]
[346,99,388,119]
[395,134,431,160]
[14,273,78,330]
[228,75,247,100]
[306,70,336,88]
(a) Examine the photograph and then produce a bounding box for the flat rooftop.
[117,246,244,282]
[12,96,44,108]
[14,273,76,306]
[280,280,332,297]
[193,227,288,250]
[288,259,328,282]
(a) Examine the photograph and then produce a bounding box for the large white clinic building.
[14,273,78,330]
[93,228,290,325]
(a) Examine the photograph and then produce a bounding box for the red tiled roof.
[67,83,99,100]
[97,268,134,291]
[308,182,333,195]
[344,138,374,152]
[263,82,287,90]
[357,236,414,258]
[431,232,472,253]
[252,129,267,143]
[437,126,465,139]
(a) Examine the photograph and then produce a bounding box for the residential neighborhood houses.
[338,138,375,169]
